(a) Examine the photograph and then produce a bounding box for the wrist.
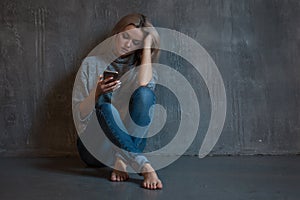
[142,48,152,54]
[90,88,98,104]
[143,44,152,49]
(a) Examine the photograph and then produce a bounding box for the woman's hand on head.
[94,75,121,101]
[143,33,153,49]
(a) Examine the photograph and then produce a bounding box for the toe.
[157,181,163,189]
[153,183,157,189]
[110,172,117,181]
[142,181,147,188]
[150,184,154,190]
[121,174,127,181]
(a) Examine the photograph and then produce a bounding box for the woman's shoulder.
[81,56,106,66]
[80,56,107,73]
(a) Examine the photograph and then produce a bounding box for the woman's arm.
[79,75,120,119]
[78,85,97,119]
[138,34,153,86]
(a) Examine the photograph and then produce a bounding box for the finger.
[105,82,121,92]
[103,80,120,88]
[98,75,103,81]
[104,82,121,92]
[98,77,111,86]
[97,75,104,85]
[103,77,114,84]
[113,84,121,91]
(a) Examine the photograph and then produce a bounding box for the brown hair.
[110,13,160,62]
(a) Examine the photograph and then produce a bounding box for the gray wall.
[1,0,300,157]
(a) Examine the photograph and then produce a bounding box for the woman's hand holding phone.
[94,73,121,101]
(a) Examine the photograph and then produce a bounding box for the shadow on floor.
[33,156,143,186]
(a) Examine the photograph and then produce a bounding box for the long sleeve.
[72,57,103,135]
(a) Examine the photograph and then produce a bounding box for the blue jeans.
[95,86,156,172]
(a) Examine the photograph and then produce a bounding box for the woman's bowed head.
[77,13,163,190]
[111,13,160,60]
[94,13,160,105]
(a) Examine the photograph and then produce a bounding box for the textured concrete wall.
[1,0,300,157]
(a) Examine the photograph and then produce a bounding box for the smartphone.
[103,70,119,84]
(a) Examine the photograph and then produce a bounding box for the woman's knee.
[131,86,156,105]
[129,86,156,126]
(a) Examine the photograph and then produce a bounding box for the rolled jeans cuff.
[131,154,150,173]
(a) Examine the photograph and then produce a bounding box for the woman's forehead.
[122,25,144,41]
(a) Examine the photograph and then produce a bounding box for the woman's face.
[114,24,144,57]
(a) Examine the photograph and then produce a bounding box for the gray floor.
[0,155,299,200]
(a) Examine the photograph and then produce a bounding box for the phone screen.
[103,70,118,83]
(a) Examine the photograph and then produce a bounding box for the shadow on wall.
[29,30,108,157]
[29,48,79,157]
[31,71,78,157]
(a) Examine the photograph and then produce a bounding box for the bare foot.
[141,163,163,190]
[110,157,129,182]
